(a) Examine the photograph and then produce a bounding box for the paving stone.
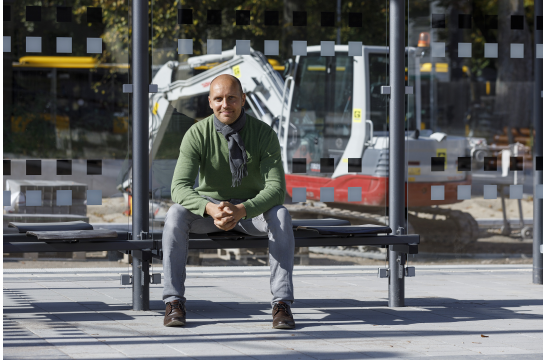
[66,354,129,359]
[3,265,542,360]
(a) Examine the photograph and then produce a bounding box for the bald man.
[162,74,296,329]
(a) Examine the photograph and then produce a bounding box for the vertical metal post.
[388,0,405,307]
[132,0,150,310]
[51,68,58,148]
[533,1,543,285]
[336,0,341,45]
[429,2,437,131]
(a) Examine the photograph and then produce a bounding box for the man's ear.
[241,93,246,106]
[208,96,213,109]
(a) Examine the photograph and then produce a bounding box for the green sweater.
[171,113,286,219]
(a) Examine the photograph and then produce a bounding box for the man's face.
[208,76,246,125]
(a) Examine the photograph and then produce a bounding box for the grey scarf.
[213,108,248,187]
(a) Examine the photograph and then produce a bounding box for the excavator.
[123,44,481,246]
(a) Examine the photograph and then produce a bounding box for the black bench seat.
[295,224,391,236]
[3,218,419,254]
[27,229,118,240]
[8,220,93,232]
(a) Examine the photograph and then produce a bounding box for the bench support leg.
[132,251,150,311]
[388,249,405,307]
[533,0,544,285]
[388,0,406,307]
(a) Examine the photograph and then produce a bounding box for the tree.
[494,0,534,129]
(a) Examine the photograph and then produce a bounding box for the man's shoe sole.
[273,323,295,329]
[164,319,186,327]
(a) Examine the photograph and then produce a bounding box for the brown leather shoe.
[164,300,186,327]
[272,301,295,329]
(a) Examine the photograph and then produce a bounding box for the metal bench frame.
[4,232,419,253]
[4,227,419,309]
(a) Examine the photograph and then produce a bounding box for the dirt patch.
[87,197,131,224]
[418,235,533,254]
[437,195,533,220]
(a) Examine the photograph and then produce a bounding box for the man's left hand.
[213,201,246,231]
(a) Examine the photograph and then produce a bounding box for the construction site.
[4,37,539,268]
[3,1,542,359]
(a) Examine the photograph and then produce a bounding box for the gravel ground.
[87,197,132,224]
[437,195,534,219]
[87,195,535,225]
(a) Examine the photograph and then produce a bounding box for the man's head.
[208,74,246,125]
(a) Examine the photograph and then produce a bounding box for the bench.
[4,219,419,308]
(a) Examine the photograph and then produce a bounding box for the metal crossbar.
[4,231,419,252]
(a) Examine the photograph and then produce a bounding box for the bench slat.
[10,218,351,235]
[26,230,118,240]
[291,218,351,227]
[295,225,392,235]
[9,221,93,233]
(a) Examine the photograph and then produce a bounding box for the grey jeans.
[162,200,295,308]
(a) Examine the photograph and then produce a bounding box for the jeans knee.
[264,205,292,227]
[165,203,192,227]
[163,204,194,250]
[276,205,292,220]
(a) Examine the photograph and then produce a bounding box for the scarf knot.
[213,108,248,187]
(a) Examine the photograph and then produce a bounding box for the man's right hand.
[205,202,237,231]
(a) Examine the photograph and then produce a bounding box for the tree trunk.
[494,0,533,130]
[282,0,307,60]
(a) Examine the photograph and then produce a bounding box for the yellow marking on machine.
[307,66,346,71]
[436,148,447,170]
[352,108,362,123]
[11,114,70,132]
[232,65,241,78]
[408,167,421,175]
[14,56,129,69]
[268,59,285,71]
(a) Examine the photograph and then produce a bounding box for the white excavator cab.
[279,46,469,198]
[278,47,355,176]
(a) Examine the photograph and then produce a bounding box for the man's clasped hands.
[205,201,247,231]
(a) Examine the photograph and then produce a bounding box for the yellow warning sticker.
[353,108,362,123]
[232,65,241,78]
[408,177,415,182]
[408,167,421,175]
[436,148,447,170]
[152,102,159,115]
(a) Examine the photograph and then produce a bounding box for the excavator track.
[284,202,390,255]
[407,207,480,247]
[284,202,480,250]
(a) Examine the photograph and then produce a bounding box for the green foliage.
[96,0,389,64]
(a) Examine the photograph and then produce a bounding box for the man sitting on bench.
[162,74,296,329]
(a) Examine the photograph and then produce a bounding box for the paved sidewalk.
[3,265,543,359]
